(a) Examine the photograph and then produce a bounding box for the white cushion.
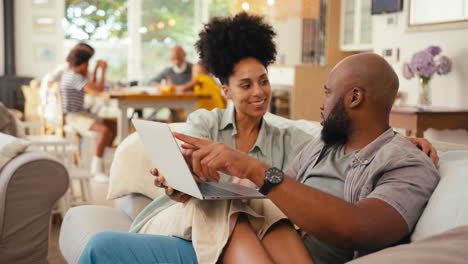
[431,140,468,152]
[424,128,468,145]
[0,132,30,169]
[411,150,468,241]
[0,132,17,146]
[107,122,187,200]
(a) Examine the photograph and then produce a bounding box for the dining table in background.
[98,87,210,143]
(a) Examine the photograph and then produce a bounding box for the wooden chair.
[21,80,42,123]
[27,81,97,206]
[39,81,65,136]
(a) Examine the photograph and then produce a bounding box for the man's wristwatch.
[258,167,284,195]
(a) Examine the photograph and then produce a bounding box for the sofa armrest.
[0,151,69,264]
[115,193,153,221]
[59,205,133,264]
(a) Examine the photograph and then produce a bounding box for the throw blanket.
[132,198,288,264]
[0,133,30,170]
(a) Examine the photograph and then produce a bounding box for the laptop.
[132,119,266,200]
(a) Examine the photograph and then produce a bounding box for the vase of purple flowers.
[402,46,452,107]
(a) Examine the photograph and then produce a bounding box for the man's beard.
[321,96,351,147]
[172,62,187,73]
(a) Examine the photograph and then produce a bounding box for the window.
[64,0,128,82]
[64,1,326,82]
[64,0,231,84]
[140,0,197,82]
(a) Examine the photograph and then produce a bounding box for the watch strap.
[259,181,273,195]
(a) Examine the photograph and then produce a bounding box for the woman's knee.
[84,231,117,252]
[78,232,119,263]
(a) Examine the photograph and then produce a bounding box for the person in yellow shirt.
[192,63,226,110]
[176,63,226,111]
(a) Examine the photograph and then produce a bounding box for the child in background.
[191,63,226,110]
[157,64,225,121]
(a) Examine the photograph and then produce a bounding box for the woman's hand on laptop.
[151,168,192,203]
[174,132,268,184]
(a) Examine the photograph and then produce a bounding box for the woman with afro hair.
[78,12,316,264]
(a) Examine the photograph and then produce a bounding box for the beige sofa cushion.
[107,122,187,200]
[0,133,30,169]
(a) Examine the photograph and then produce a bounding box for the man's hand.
[407,137,439,166]
[151,168,191,203]
[174,132,265,183]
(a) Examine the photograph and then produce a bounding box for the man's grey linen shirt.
[285,128,440,257]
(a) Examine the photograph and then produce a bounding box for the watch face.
[270,174,283,184]
[266,167,284,184]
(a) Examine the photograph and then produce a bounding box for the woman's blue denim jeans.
[78,231,198,264]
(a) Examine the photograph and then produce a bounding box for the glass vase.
[418,77,431,107]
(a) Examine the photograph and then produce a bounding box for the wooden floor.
[48,179,114,264]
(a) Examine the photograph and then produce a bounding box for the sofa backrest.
[411,150,468,242]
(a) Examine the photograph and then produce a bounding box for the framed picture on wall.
[33,43,55,62]
[33,16,56,33]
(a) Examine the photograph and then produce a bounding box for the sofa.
[59,114,468,263]
[0,135,69,264]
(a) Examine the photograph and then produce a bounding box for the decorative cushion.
[107,122,187,200]
[0,133,30,169]
[411,150,468,241]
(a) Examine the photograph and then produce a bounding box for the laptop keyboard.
[198,183,241,197]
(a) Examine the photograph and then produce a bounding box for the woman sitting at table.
[60,46,116,182]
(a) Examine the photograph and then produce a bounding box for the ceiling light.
[241,2,250,11]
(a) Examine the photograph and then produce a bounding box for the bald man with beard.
[174,53,440,263]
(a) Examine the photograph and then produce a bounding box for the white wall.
[0,1,4,75]
[372,7,468,108]
[15,0,64,79]
[272,17,303,65]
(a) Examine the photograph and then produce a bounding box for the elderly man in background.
[149,45,193,91]
[148,45,194,121]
